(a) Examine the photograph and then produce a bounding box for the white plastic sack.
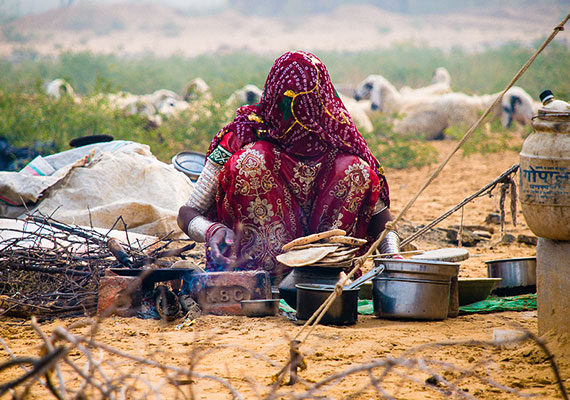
[0,140,149,206]
[35,149,194,237]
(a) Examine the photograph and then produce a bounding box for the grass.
[0,91,231,164]
[1,42,568,169]
[364,113,439,169]
[3,42,569,99]
[445,119,529,157]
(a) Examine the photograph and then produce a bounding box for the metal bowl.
[485,257,536,296]
[172,151,207,182]
[458,278,502,306]
[241,299,280,317]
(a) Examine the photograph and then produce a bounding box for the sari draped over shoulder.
[205,51,389,277]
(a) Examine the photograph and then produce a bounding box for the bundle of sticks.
[0,214,196,318]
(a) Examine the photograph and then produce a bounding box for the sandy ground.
[0,4,567,397]
[2,3,568,58]
[1,139,568,399]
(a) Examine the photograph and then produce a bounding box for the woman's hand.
[178,206,237,268]
[206,225,236,268]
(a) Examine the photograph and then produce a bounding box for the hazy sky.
[1,0,228,18]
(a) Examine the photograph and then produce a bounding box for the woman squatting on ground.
[177,51,400,282]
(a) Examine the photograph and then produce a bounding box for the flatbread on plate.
[323,236,368,246]
[286,242,340,251]
[282,229,346,252]
[276,245,339,267]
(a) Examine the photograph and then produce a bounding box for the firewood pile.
[0,214,196,319]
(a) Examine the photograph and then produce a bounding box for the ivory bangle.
[187,215,215,242]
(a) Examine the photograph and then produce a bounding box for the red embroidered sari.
[207,51,389,277]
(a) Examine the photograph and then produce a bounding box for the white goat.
[146,89,182,110]
[432,67,451,85]
[354,73,535,139]
[338,93,374,133]
[353,74,409,113]
[157,96,190,117]
[393,86,536,140]
[400,67,452,96]
[102,91,162,126]
[44,78,78,101]
[226,84,263,108]
[354,71,453,113]
[183,78,211,102]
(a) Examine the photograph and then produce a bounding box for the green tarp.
[280,294,537,318]
[458,293,537,314]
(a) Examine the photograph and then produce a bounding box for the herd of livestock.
[44,66,537,140]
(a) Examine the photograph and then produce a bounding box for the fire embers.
[154,285,182,320]
[153,285,201,321]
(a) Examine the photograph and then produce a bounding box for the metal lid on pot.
[374,258,459,277]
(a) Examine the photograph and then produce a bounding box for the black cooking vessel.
[278,267,344,308]
[295,283,359,325]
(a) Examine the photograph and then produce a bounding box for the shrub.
[445,118,525,156]
[1,26,31,43]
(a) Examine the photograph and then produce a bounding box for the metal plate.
[172,151,206,181]
[411,247,469,262]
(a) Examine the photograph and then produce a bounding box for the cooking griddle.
[110,268,198,291]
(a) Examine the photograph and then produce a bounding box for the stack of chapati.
[276,229,367,268]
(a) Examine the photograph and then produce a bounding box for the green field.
[1,42,568,168]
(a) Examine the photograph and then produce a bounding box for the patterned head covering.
[208,51,389,205]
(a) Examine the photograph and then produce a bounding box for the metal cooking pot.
[296,283,359,325]
[486,257,536,296]
[279,267,344,309]
[372,258,459,320]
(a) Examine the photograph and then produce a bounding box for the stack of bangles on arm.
[205,222,226,244]
[186,159,221,214]
[186,216,226,243]
[184,155,226,243]
[379,230,400,256]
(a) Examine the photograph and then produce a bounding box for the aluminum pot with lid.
[279,266,344,309]
[372,258,459,320]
